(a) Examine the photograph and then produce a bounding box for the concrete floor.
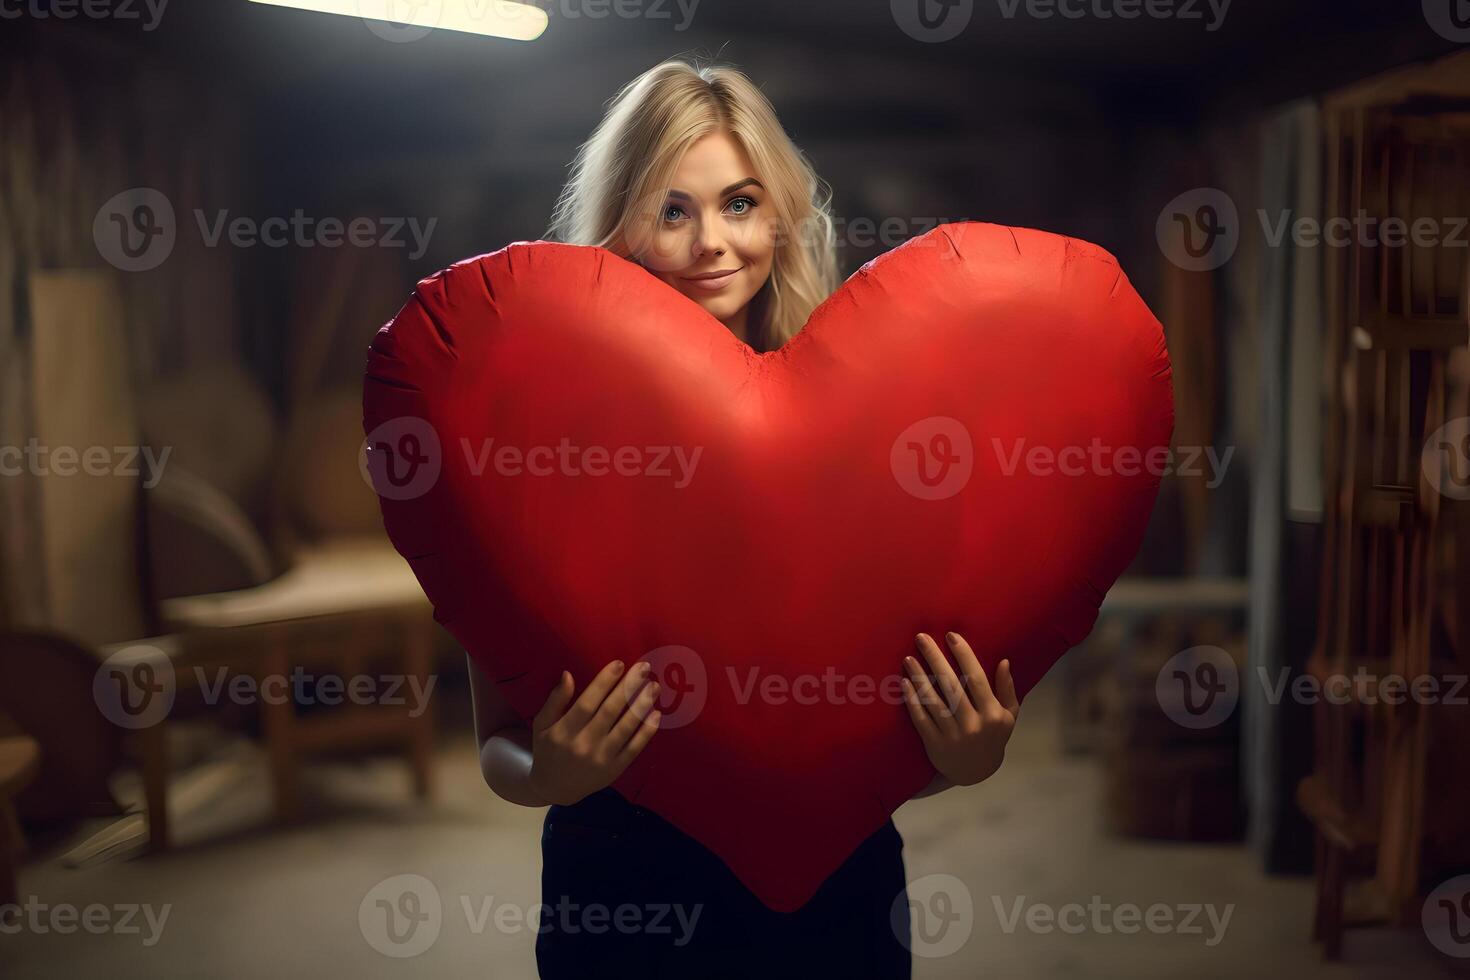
[1,674,1454,978]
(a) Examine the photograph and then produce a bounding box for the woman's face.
[636,131,778,337]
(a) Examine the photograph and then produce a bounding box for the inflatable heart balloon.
[362,222,1173,911]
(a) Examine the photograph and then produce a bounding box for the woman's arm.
[468,653,549,807]
[911,772,954,799]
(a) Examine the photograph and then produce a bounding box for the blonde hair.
[547,57,839,352]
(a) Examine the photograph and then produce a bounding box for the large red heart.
[362,222,1173,911]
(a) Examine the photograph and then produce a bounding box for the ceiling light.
[248,0,549,42]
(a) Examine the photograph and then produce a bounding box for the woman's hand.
[901,632,1020,788]
[527,660,661,806]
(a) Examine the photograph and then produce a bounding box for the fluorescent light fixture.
[248,0,549,42]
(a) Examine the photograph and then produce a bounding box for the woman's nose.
[692,218,728,259]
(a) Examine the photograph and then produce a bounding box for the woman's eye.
[727,196,757,216]
[662,204,686,223]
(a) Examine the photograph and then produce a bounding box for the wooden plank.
[1353,314,1468,351]
[1324,50,1470,114]
[29,271,145,645]
[1097,577,1250,617]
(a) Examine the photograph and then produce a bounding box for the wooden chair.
[17,269,441,860]
[154,536,438,834]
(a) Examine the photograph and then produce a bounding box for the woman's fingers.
[614,708,661,769]
[589,661,653,736]
[946,631,981,679]
[557,659,626,733]
[532,670,575,732]
[945,632,997,710]
[904,654,961,736]
[607,672,661,748]
[945,632,995,706]
[915,633,973,719]
[996,658,1021,719]
[900,676,939,742]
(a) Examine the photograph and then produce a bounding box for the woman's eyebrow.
[719,178,764,196]
[665,178,765,202]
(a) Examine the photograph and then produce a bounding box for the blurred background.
[2,1,1470,976]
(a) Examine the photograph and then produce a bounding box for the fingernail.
[612,660,625,673]
[945,631,958,644]
[914,633,926,648]
[904,655,917,672]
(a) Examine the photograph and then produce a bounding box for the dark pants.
[535,788,911,979]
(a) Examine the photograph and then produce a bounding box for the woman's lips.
[682,267,742,292]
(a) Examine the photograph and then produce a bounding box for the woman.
[468,57,1022,977]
